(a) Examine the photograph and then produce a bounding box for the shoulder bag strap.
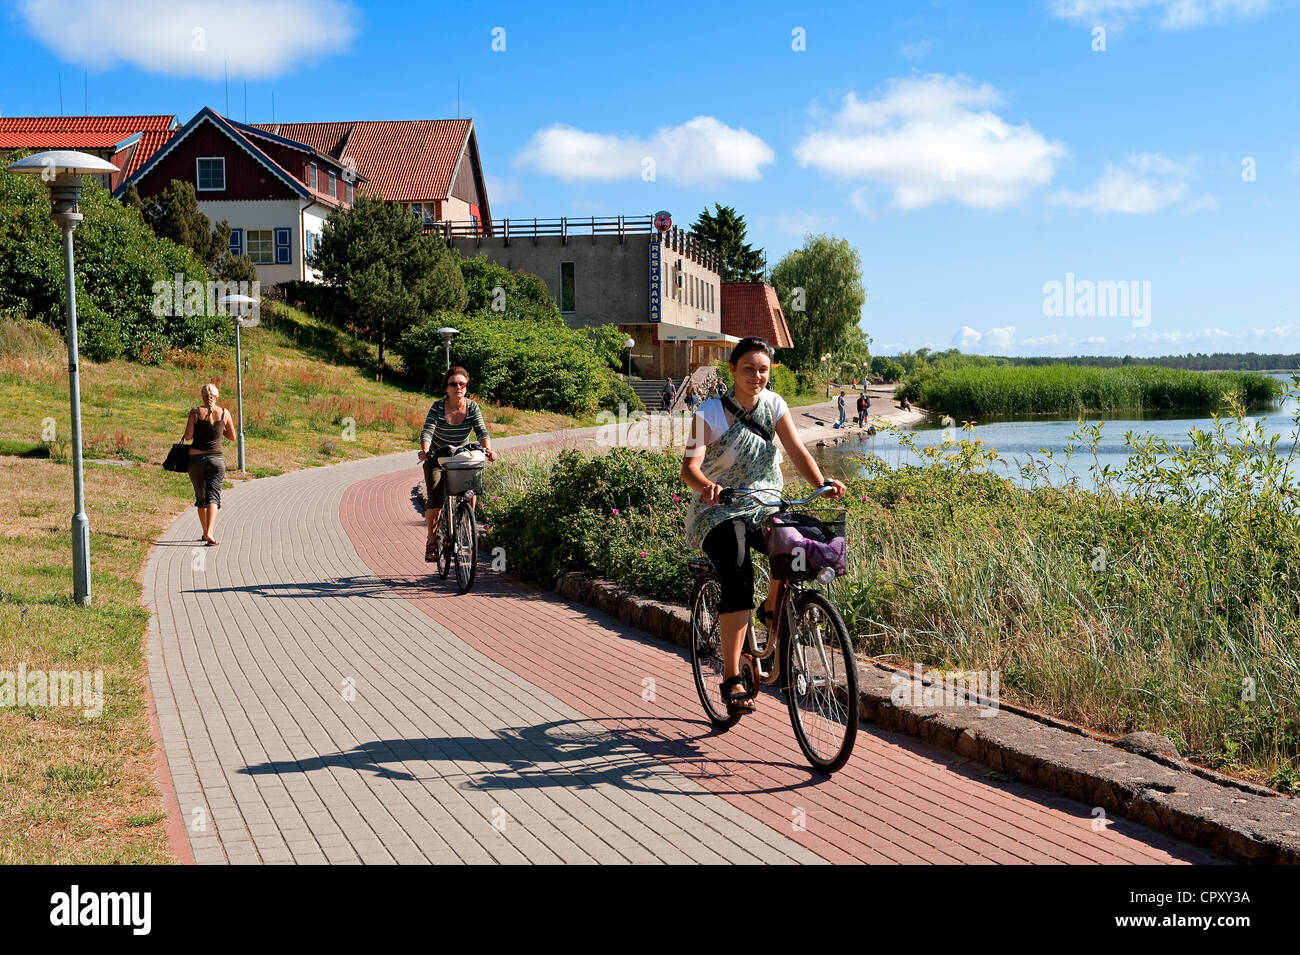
[720,393,774,443]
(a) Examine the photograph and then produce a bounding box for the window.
[274,228,291,265]
[345,182,354,204]
[247,230,274,264]
[196,157,225,191]
[309,162,318,191]
[305,230,313,260]
[328,170,337,197]
[228,228,243,257]
[560,262,576,312]
[411,203,422,218]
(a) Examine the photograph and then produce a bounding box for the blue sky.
[4,0,1299,357]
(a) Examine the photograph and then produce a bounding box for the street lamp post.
[624,337,635,378]
[217,294,260,473]
[7,150,120,606]
[436,327,459,372]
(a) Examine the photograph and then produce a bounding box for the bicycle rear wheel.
[784,590,859,773]
[689,572,740,729]
[452,498,477,593]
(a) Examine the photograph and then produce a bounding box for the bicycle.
[687,485,860,774]
[429,451,485,594]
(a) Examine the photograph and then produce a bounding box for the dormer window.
[196,157,225,191]
[309,162,318,191]
[328,170,337,197]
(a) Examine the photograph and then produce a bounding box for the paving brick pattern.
[144,449,821,864]
[144,439,1223,864]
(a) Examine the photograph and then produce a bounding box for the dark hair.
[442,365,471,390]
[728,337,774,365]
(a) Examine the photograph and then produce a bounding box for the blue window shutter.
[229,228,242,256]
[305,230,313,259]
[274,228,291,264]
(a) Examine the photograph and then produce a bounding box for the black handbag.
[162,443,190,472]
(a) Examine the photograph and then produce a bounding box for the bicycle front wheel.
[689,572,740,729]
[452,498,477,594]
[435,514,451,579]
[784,590,859,773]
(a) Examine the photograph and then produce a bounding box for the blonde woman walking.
[183,383,236,546]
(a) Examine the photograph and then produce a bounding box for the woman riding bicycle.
[418,365,498,562]
[680,338,846,716]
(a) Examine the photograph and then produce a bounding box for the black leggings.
[702,519,767,614]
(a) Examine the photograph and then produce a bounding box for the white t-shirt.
[686,391,788,456]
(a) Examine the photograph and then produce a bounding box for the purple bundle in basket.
[766,523,847,576]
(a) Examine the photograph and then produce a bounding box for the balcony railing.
[426,215,721,274]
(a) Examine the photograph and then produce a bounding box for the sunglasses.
[447,381,468,388]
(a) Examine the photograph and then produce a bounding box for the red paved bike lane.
[340,463,1221,865]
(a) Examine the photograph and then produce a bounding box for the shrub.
[0,156,227,361]
[481,447,691,596]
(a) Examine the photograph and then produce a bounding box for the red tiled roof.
[0,131,127,149]
[721,282,794,349]
[0,115,177,189]
[253,121,354,159]
[252,119,470,202]
[0,115,173,133]
[119,128,174,178]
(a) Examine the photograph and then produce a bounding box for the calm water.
[807,372,1300,492]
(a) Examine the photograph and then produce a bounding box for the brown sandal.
[425,537,438,562]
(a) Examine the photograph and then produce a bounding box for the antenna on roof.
[244,81,248,122]
[457,78,460,119]
[271,91,276,124]
[83,67,87,115]
[224,60,229,115]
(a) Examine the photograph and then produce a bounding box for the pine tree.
[690,204,765,282]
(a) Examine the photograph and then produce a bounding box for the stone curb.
[554,571,1300,865]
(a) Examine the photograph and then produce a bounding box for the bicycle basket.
[764,509,847,580]
[439,460,484,496]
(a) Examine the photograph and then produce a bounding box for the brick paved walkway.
[143,441,1224,864]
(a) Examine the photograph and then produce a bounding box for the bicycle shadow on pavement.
[234,718,829,797]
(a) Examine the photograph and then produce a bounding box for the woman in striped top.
[417,365,498,561]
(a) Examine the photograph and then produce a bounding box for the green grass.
[900,362,1282,417]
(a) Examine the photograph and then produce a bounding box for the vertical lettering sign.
[648,238,662,322]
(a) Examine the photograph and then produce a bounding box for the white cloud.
[514,116,774,185]
[1048,0,1273,30]
[899,40,934,60]
[795,75,1067,210]
[18,0,357,79]
[952,325,1018,349]
[1050,153,1214,214]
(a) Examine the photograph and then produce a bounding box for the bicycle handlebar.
[719,484,836,509]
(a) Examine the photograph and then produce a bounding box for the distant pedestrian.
[856,392,868,427]
[661,379,676,412]
[837,391,847,427]
[183,383,236,546]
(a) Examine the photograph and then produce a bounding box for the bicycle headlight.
[816,567,836,586]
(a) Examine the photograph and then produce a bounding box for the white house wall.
[197,198,307,285]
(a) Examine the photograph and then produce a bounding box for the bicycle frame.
[713,483,839,691]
